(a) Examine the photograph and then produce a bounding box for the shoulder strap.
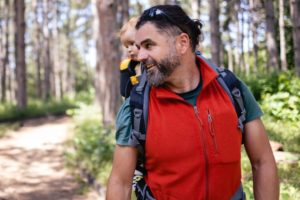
[129,68,155,200]
[196,54,246,135]
[218,68,247,134]
[128,69,150,159]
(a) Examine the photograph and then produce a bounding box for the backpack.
[124,54,246,200]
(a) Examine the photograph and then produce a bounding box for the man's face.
[135,23,180,86]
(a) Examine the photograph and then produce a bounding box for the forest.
[0,0,300,199]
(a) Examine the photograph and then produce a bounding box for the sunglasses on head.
[144,8,186,34]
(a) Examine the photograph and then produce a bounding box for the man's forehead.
[135,23,159,44]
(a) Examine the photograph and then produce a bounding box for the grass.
[64,104,114,188]
[0,123,20,138]
[0,99,77,123]
[263,115,300,153]
[242,150,300,199]
[242,113,300,199]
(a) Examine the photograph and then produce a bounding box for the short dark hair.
[136,5,203,51]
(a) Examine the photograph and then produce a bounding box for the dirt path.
[0,117,104,200]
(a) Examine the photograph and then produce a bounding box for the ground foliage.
[64,104,114,188]
[242,71,300,199]
[0,98,77,122]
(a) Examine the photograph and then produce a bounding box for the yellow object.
[120,58,131,70]
[130,76,139,85]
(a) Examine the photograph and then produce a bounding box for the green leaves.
[262,92,300,122]
[243,70,300,122]
[64,105,114,186]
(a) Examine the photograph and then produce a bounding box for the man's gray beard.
[146,53,180,87]
[146,67,166,87]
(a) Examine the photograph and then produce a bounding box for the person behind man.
[107,4,279,200]
[118,17,141,98]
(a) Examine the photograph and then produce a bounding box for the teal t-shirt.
[115,97,132,145]
[115,80,263,145]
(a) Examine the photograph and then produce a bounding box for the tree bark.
[118,0,129,28]
[43,0,52,100]
[264,0,279,71]
[209,0,221,67]
[33,0,43,98]
[53,0,62,100]
[1,0,10,102]
[279,0,287,70]
[96,0,122,125]
[14,0,27,109]
[290,0,300,76]
[0,6,3,102]
[191,0,202,19]
[234,1,241,73]
[240,1,245,73]
[65,0,75,96]
[249,0,258,72]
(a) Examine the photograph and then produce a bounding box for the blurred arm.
[244,118,279,200]
[106,145,137,200]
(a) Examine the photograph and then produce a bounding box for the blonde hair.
[119,17,139,38]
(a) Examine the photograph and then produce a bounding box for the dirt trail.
[0,117,104,200]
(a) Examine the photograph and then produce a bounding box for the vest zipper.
[207,108,218,154]
[193,106,209,200]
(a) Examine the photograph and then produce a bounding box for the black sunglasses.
[144,8,186,34]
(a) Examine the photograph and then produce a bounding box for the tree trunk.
[264,0,279,71]
[43,0,52,100]
[279,0,288,70]
[234,1,241,73]
[33,0,42,98]
[245,10,251,75]
[193,0,202,19]
[65,0,75,96]
[240,2,245,73]
[290,0,300,76]
[96,0,122,125]
[249,0,258,72]
[118,0,129,59]
[8,66,15,103]
[53,0,62,100]
[14,0,27,109]
[209,0,221,67]
[118,0,129,28]
[1,0,10,102]
[0,8,3,102]
[228,47,234,72]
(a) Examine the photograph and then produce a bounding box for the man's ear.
[176,33,190,54]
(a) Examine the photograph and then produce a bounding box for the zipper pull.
[207,108,218,153]
[194,106,199,115]
[207,109,214,136]
[208,112,212,123]
[194,106,203,126]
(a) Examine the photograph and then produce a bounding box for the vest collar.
[153,56,218,99]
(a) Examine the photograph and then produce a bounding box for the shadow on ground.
[0,117,100,200]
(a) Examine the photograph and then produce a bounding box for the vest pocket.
[207,108,218,154]
[206,106,241,163]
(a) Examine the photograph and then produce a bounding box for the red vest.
[145,57,242,200]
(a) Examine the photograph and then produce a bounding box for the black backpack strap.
[218,68,246,134]
[129,69,155,200]
[129,69,149,156]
